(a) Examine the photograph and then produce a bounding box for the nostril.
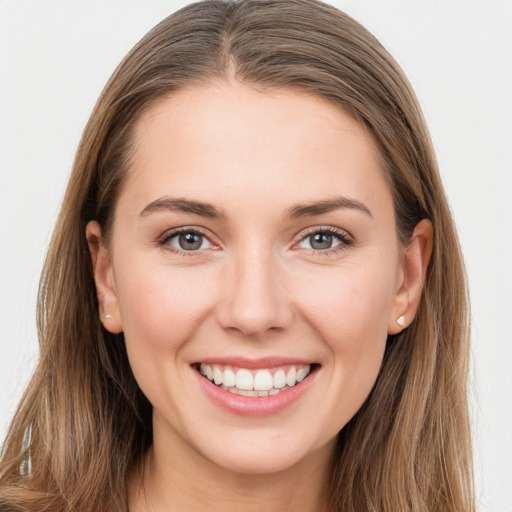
[217,298,294,337]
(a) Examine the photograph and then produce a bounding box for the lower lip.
[193,367,317,417]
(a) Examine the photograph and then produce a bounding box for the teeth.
[239,389,259,397]
[199,363,313,395]
[235,369,254,390]
[273,369,286,389]
[253,370,273,391]
[213,366,223,385]
[223,368,236,387]
[296,365,310,382]
[286,367,296,387]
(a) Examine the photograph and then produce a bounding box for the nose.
[216,245,293,338]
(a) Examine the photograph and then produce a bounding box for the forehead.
[119,81,391,219]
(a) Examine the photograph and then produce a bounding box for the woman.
[0,0,475,510]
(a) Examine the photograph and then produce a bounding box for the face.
[91,82,410,476]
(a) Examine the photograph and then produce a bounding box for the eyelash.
[157,226,353,256]
[157,227,217,257]
[293,226,353,256]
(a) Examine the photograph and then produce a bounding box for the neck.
[128,428,335,512]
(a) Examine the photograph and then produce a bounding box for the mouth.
[193,362,318,397]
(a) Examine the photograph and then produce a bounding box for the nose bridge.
[218,239,291,336]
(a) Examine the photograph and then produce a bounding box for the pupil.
[179,232,202,250]
[311,233,332,250]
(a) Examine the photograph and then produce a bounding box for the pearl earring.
[397,315,405,327]
[100,313,112,322]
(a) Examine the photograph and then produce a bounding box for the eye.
[296,228,352,252]
[162,229,215,252]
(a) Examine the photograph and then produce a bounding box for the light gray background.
[1,1,511,510]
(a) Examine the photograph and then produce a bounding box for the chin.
[192,428,333,476]
[208,449,311,476]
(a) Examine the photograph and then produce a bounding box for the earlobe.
[388,219,433,334]
[86,221,123,333]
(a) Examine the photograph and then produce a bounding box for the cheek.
[291,263,394,415]
[294,262,395,346]
[114,261,216,359]
[113,261,221,418]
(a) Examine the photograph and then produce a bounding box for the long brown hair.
[0,1,474,510]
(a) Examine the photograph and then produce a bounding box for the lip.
[192,362,319,417]
[192,356,314,369]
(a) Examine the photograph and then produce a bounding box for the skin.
[87,82,432,511]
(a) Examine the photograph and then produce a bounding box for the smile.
[196,363,313,397]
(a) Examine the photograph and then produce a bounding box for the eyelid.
[292,225,354,254]
[156,224,354,257]
[157,226,220,255]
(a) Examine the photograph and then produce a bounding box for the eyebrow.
[139,197,226,219]
[139,195,372,221]
[284,195,372,220]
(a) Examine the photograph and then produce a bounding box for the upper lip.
[192,356,316,369]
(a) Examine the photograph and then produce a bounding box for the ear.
[388,219,433,334]
[86,221,123,333]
